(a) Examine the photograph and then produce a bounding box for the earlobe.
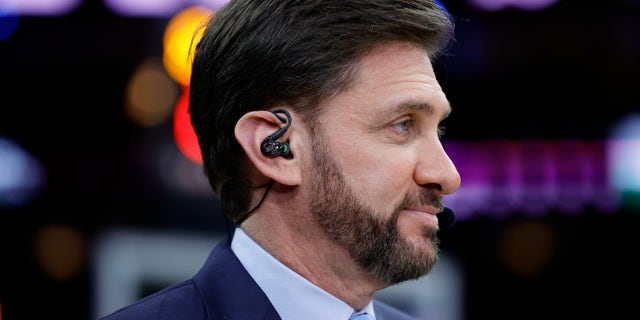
[235,110,302,186]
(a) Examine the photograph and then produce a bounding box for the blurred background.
[1,0,639,319]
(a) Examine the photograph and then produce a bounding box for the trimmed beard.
[309,133,442,285]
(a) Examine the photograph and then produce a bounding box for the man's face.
[307,41,460,285]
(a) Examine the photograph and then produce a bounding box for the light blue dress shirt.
[231,227,376,320]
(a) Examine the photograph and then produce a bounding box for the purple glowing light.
[467,0,559,12]
[444,139,617,220]
[104,0,184,17]
[6,0,82,16]
[104,0,230,17]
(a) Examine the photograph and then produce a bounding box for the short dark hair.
[189,0,455,220]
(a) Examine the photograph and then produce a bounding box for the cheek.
[341,150,414,212]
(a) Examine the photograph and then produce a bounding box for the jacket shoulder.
[100,279,206,320]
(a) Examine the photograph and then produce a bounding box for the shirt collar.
[231,227,375,320]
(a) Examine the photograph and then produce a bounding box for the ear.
[235,110,302,186]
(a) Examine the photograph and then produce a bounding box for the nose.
[414,139,461,195]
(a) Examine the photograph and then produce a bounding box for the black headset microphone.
[438,207,456,230]
[257,109,456,230]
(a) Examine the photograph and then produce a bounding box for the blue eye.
[393,120,411,132]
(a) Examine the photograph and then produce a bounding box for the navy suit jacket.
[100,238,418,320]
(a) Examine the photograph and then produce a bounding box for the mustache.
[398,189,443,212]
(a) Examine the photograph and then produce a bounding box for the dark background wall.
[1,0,639,319]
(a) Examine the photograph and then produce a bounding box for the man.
[102,0,460,319]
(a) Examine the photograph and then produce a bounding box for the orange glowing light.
[162,5,212,86]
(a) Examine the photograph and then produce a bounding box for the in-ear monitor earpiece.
[260,109,292,158]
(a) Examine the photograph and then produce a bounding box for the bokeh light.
[0,136,46,207]
[162,5,212,86]
[499,220,556,276]
[0,10,19,42]
[124,57,180,127]
[173,87,202,164]
[103,0,183,17]
[34,224,86,281]
[103,0,228,17]
[6,0,81,15]
[467,0,559,11]
[607,113,640,210]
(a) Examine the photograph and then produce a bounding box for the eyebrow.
[368,99,451,132]
[393,99,451,121]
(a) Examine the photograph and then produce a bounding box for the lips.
[402,207,439,226]
[405,206,439,216]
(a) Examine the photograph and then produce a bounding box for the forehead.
[320,41,450,122]
[356,42,435,84]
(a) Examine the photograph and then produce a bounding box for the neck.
[241,198,383,310]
